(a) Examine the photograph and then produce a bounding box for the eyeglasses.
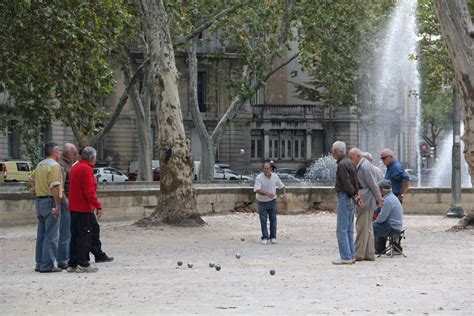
[380,156,391,160]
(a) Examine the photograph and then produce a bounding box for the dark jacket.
[335,155,359,197]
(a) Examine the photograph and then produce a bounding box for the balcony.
[252,104,324,121]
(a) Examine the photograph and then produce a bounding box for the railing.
[252,104,324,118]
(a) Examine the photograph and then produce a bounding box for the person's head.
[262,162,272,177]
[348,148,362,165]
[63,143,78,163]
[380,148,395,166]
[81,147,97,165]
[45,142,61,161]
[331,141,346,160]
[378,179,392,195]
[362,152,373,163]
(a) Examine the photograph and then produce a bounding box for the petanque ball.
[270,269,275,275]
[209,262,215,268]
[236,253,241,259]
[177,261,183,266]
[215,265,221,271]
[241,237,245,242]
[187,263,193,268]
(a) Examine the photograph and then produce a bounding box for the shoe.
[67,267,77,273]
[58,263,68,270]
[270,239,278,244]
[34,268,40,272]
[39,267,63,273]
[76,265,98,273]
[332,259,354,265]
[355,257,364,262]
[260,239,268,245]
[95,255,114,263]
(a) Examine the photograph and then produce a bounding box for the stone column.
[305,129,312,161]
[263,129,270,160]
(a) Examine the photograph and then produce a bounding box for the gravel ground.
[0,213,473,315]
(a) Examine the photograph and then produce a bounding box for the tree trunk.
[188,38,215,180]
[435,0,474,186]
[136,0,204,226]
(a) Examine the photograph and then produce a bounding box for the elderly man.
[332,141,361,265]
[362,152,384,182]
[373,180,404,254]
[68,147,102,273]
[56,143,77,269]
[349,148,383,261]
[254,162,287,245]
[30,142,63,273]
[380,148,411,203]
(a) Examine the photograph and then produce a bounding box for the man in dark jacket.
[332,141,362,265]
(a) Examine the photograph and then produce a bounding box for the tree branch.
[262,52,299,83]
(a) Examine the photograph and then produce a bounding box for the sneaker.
[270,238,278,244]
[332,259,354,265]
[76,266,98,273]
[67,267,77,273]
[58,263,68,270]
[95,255,114,263]
[260,239,268,245]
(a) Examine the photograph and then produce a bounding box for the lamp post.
[446,85,464,218]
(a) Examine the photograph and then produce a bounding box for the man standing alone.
[332,141,361,265]
[349,148,383,261]
[30,142,63,273]
[254,162,286,245]
[68,147,102,273]
[380,148,411,202]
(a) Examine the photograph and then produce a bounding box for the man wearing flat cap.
[373,179,404,254]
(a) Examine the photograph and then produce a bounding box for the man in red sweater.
[67,147,102,273]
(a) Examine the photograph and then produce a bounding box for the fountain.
[429,127,472,188]
[359,0,421,185]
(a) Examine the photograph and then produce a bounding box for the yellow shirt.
[31,158,62,198]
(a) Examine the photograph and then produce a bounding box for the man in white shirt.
[254,162,287,244]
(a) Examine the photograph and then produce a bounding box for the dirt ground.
[0,213,473,315]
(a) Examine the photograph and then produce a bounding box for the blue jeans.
[57,198,71,266]
[336,192,355,260]
[35,197,60,271]
[258,200,277,240]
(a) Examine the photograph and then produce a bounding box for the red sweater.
[69,159,102,213]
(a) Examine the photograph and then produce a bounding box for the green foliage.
[417,0,454,145]
[0,0,135,158]
[295,0,396,107]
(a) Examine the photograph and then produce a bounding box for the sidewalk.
[0,213,472,315]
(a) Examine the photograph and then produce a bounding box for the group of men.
[332,141,410,264]
[252,141,410,265]
[30,142,113,273]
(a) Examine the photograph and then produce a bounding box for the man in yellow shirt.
[30,142,63,273]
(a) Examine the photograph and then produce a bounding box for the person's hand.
[52,206,60,219]
[280,193,287,202]
[354,195,363,208]
[397,194,404,202]
[377,199,384,207]
[267,192,275,199]
[96,208,103,219]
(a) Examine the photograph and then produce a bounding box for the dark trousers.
[69,212,93,268]
[88,213,106,260]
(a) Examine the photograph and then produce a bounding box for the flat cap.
[378,179,392,190]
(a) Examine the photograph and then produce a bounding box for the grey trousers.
[355,209,375,260]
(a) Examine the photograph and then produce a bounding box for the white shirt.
[254,172,285,202]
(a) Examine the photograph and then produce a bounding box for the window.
[7,125,21,159]
[294,138,305,159]
[197,71,207,112]
[251,139,263,159]
[16,163,30,172]
[269,138,279,159]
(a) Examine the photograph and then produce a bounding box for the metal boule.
[187,263,193,268]
[177,261,183,266]
[270,269,275,275]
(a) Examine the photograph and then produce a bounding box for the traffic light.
[421,145,427,158]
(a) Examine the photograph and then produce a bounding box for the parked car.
[0,160,33,182]
[405,168,418,183]
[94,167,129,182]
[153,168,160,181]
[128,160,160,181]
[275,172,300,182]
[214,166,253,181]
[215,163,231,172]
[277,168,297,176]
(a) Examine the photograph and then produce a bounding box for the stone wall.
[0,182,472,226]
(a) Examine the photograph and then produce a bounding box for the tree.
[0,1,137,159]
[434,0,474,186]
[417,0,454,159]
[135,0,204,226]
[183,0,297,180]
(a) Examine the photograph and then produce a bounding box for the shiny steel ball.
[270,269,275,275]
[215,265,221,271]
[187,263,193,268]
[236,253,241,259]
[177,261,183,266]
[209,262,215,268]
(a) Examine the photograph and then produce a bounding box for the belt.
[36,196,53,199]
